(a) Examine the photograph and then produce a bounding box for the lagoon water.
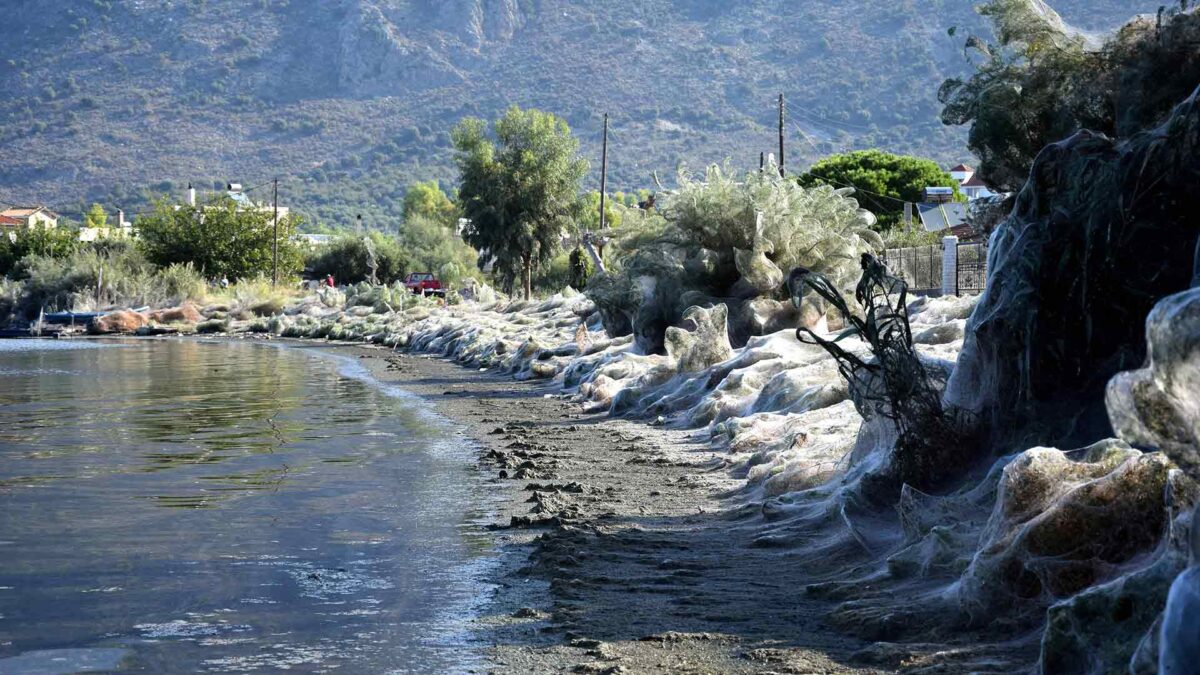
[0,339,497,673]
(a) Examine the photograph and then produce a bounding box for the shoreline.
[340,343,890,674]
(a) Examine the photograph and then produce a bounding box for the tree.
[397,214,478,288]
[453,106,589,299]
[938,1,1200,191]
[0,226,79,278]
[305,232,410,285]
[402,181,459,228]
[575,191,624,234]
[797,150,963,231]
[136,195,302,281]
[84,203,107,229]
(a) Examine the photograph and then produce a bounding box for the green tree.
[136,195,302,280]
[402,180,459,228]
[575,191,624,233]
[305,232,410,285]
[797,150,963,231]
[398,214,478,288]
[0,226,79,277]
[453,106,589,299]
[84,203,107,229]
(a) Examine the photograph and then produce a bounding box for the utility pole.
[599,113,609,232]
[583,114,608,273]
[271,177,279,288]
[778,93,786,178]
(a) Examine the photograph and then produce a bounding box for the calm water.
[0,339,498,673]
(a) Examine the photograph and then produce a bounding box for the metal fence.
[880,244,942,295]
[956,242,988,295]
[878,240,988,295]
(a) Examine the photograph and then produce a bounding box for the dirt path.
[349,346,892,674]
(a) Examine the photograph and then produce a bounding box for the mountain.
[0,0,1149,229]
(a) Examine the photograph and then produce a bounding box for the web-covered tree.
[939,0,1200,191]
[797,150,964,231]
[452,106,588,299]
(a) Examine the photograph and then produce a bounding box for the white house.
[949,164,995,201]
[0,206,59,230]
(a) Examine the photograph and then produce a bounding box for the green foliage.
[588,163,884,350]
[398,214,478,288]
[0,226,79,277]
[798,150,963,230]
[305,220,478,288]
[136,195,303,280]
[939,1,1200,191]
[305,232,410,286]
[662,163,883,285]
[83,203,107,229]
[5,246,205,320]
[575,191,624,233]
[454,106,588,299]
[402,181,459,228]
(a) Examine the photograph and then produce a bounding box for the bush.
[305,232,411,285]
[587,163,882,352]
[0,227,79,277]
[8,247,206,320]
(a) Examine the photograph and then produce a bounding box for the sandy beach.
[346,344,901,674]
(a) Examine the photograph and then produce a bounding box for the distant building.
[0,206,59,230]
[948,164,995,201]
[295,233,332,246]
[183,183,289,224]
[78,207,135,242]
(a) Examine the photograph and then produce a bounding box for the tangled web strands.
[790,254,970,490]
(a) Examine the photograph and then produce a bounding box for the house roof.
[950,163,974,173]
[0,206,59,219]
[918,202,969,232]
[0,215,22,226]
[961,175,989,188]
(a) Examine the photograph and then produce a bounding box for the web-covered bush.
[586,163,881,353]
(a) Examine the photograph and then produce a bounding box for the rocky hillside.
[0,0,1148,228]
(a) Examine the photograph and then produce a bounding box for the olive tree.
[453,106,588,299]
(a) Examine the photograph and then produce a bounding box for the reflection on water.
[0,339,497,673]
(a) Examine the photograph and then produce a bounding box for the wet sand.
[346,345,893,674]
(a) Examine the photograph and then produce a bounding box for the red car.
[404,272,444,296]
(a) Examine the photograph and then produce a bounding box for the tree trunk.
[523,256,532,300]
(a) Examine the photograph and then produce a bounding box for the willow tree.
[452,106,588,299]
